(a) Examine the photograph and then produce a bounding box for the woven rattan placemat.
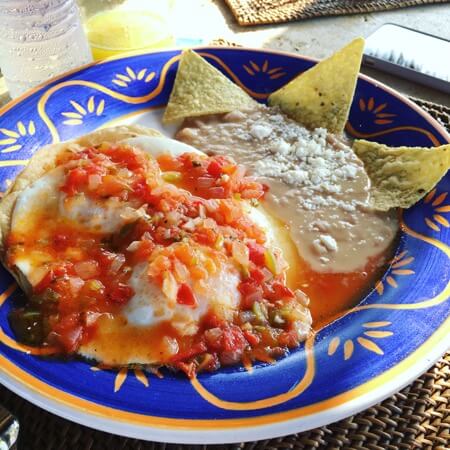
[1,98,449,450]
[224,0,450,26]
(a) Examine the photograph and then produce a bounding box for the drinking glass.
[0,0,93,98]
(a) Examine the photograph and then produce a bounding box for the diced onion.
[166,210,181,225]
[126,241,141,252]
[295,289,310,306]
[231,165,246,185]
[214,234,224,249]
[197,177,215,189]
[182,219,196,232]
[88,174,102,190]
[205,199,219,212]
[85,311,102,326]
[74,260,100,279]
[118,168,132,178]
[142,231,152,241]
[174,259,189,281]
[162,336,179,356]
[293,320,311,341]
[261,267,273,282]
[120,206,147,222]
[110,254,125,273]
[239,311,255,323]
[68,276,84,295]
[203,218,216,229]
[209,187,225,197]
[232,241,249,267]
[162,272,178,302]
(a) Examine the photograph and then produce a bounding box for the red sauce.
[8,144,311,375]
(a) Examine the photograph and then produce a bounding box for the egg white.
[9,136,296,366]
[78,252,242,365]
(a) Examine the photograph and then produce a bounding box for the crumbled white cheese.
[210,107,364,214]
[270,139,290,155]
[312,234,338,254]
[312,239,327,255]
[319,234,338,252]
[250,123,272,140]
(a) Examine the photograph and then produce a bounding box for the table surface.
[0,0,449,108]
[0,3,448,447]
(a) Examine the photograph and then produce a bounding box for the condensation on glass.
[0,0,93,98]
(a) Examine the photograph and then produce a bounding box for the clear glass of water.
[0,0,93,99]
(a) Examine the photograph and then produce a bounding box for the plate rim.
[0,46,449,444]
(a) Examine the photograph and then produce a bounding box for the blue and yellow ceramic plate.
[0,48,449,444]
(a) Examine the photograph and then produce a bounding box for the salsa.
[7,143,311,376]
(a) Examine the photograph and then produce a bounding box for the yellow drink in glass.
[86,9,175,60]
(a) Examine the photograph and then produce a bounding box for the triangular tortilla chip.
[163,50,257,124]
[268,38,365,134]
[353,139,450,210]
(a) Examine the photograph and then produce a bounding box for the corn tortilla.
[353,139,450,210]
[163,50,257,124]
[268,38,365,134]
[0,125,162,264]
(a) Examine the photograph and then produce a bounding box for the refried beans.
[176,105,399,274]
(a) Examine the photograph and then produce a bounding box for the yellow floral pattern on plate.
[423,189,450,232]
[243,60,286,80]
[91,366,150,392]
[61,96,105,126]
[375,251,415,295]
[0,121,36,153]
[328,321,394,360]
[112,67,156,88]
[359,97,397,125]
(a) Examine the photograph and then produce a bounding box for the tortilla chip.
[163,50,257,124]
[268,38,365,134]
[353,139,450,210]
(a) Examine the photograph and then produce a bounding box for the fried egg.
[8,136,302,366]
[78,245,241,365]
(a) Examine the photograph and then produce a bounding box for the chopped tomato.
[177,283,197,307]
[130,239,155,264]
[170,341,207,362]
[238,280,263,309]
[270,282,295,300]
[244,329,260,346]
[247,241,266,266]
[132,179,160,204]
[34,270,55,295]
[53,233,69,250]
[193,228,217,246]
[52,313,83,353]
[207,160,222,178]
[107,282,134,305]
[249,268,265,284]
[221,324,247,353]
[33,264,73,294]
[61,167,88,196]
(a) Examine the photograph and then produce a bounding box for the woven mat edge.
[225,0,450,26]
